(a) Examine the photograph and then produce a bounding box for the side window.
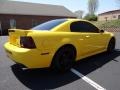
[70,21,99,33]
[10,19,16,29]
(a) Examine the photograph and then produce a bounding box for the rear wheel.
[107,38,115,52]
[51,45,76,72]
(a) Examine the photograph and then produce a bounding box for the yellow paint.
[4,19,114,69]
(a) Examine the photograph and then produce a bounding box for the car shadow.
[73,49,120,75]
[11,49,120,90]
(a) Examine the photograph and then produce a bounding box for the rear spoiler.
[8,29,27,32]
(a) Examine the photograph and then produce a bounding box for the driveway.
[0,33,120,90]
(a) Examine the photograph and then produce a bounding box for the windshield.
[32,19,67,30]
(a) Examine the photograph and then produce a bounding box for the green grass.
[91,20,120,28]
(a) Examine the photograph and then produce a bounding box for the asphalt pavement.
[0,32,120,90]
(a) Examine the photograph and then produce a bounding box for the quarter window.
[70,21,99,33]
[32,19,67,30]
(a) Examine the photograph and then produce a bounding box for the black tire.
[107,38,115,52]
[51,45,76,72]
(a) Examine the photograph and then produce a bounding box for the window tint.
[32,19,67,30]
[70,21,99,33]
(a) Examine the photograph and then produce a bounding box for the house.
[0,1,76,35]
[98,9,120,21]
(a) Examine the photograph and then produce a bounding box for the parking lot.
[0,32,120,90]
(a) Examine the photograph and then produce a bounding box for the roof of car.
[67,18,90,22]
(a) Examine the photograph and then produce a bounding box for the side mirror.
[100,30,104,33]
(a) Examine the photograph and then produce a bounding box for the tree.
[88,0,99,15]
[74,10,84,19]
[84,0,98,21]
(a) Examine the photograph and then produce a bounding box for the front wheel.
[107,38,115,52]
[51,46,76,72]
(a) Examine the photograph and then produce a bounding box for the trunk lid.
[8,29,32,47]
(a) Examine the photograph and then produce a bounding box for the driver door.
[70,21,107,58]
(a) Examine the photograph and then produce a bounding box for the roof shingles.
[0,1,76,17]
[98,9,120,16]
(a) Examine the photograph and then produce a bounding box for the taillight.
[20,36,36,49]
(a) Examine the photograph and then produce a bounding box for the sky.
[10,0,119,15]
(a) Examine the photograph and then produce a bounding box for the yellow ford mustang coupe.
[4,19,115,71]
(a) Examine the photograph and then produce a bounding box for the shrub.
[84,14,97,21]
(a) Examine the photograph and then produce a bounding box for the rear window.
[32,19,67,30]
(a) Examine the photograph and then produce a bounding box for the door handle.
[85,35,90,38]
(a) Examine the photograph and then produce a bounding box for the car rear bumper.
[4,42,52,69]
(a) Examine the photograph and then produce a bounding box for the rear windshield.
[32,19,67,30]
